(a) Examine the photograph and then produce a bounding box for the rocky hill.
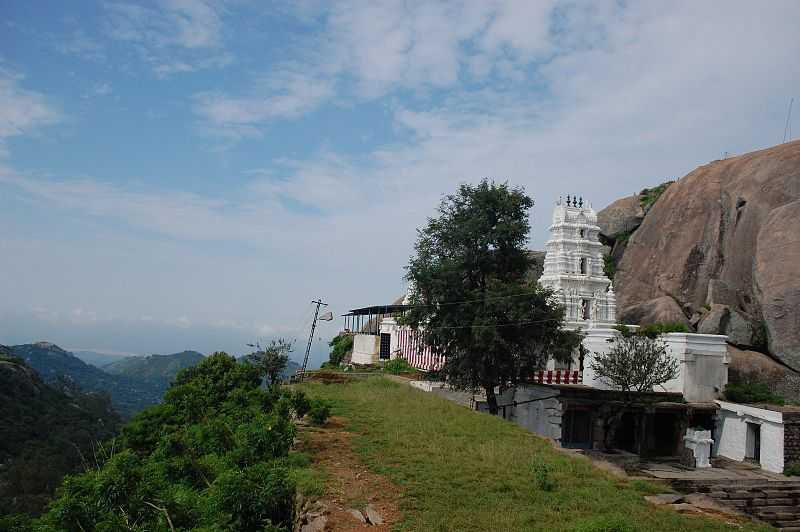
[10,342,165,417]
[597,140,800,375]
[0,346,120,515]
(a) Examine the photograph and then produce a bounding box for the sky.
[1,1,799,367]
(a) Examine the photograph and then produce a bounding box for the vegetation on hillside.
[404,180,581,414]
[9,352,320,531]
[300,378,767,532]
[243,339,291,385]
[326,334,353,367]
[103,351,205,380]
[639,181,674,211]
[0,349,121,517]
[10,343,166,417]
[724,382,785,406]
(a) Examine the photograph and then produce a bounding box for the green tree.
[590,335,679,394]
[244,340,291,386]
[327,334,353,366]
[404,180,581,414]
[590,334,680,449]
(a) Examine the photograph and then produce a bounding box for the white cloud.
[104,0,229,76]
[0,70,60,156]
[193,67,336,137]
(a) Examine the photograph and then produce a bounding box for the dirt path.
[299,416,402,531]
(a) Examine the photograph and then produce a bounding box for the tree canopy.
[244,339,291,386]
[403,180,581,413]
[590,334,679,394]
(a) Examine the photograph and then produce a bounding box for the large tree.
[404,180,581,414]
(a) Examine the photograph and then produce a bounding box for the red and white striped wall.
[393,326,582,384]
[395,327,445,372]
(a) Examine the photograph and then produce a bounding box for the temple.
[539,195,616,327]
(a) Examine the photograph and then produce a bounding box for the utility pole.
[299,299,327,381]
[784,97,794,143]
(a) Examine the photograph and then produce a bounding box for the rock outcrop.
[601,140,800,370]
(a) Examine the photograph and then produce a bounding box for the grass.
[283,449,328,498]
[300,377,771,532]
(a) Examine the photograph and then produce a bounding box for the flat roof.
[342,304,411,316]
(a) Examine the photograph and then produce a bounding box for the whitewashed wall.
[714,401,785,473]
[582,328,728,402]
[351,334,380,365]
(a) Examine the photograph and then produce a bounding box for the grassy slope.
[302,378,770,532]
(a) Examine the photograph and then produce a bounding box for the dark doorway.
[651,412,681,456]
[379,333,391,360]
[613,412,638,453]
[746,423,761,463]
[563,409,592,449]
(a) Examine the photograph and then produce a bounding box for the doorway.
[379,333,391,360]
[745,422,761,463]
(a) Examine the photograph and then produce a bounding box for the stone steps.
[673,480,800,530]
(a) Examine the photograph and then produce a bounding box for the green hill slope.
[103,350,205,380]
[10,342,164,417]
[0,346,120,516]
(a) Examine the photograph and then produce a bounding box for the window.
[579,229,585,238]
[579,257,587,274]
[581,299,591,320]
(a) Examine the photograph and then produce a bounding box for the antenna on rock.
[784,97,794,143]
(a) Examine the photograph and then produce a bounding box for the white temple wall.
[581,329,728,402]
[714,401,785,473]
[351,334,380,365]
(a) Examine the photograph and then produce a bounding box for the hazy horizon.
[2,1,799,365]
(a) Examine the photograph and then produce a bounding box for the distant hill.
[103,350,205,380]
[10,342,164,417]
[71,349,131,368]
[0,346,120,516]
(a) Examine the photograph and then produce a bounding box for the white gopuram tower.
[539,195,616,329]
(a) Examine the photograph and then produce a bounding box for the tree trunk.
[484,384,499,415]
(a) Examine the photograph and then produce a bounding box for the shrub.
[724,382,785,405]
[33,352,299,531]
[637,322,690,338]
[639,181,674,211]
[291,390,311,418]
[785,462,800,476]
[328,334,353,367]
[308,400,331,426]
[383,357,416,375]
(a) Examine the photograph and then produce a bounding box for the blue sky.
[1,1,799,366]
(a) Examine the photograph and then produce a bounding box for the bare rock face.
[613,140,800,369]
[696,304,759,347]
[619,295,690,327]
[597,195,644,241]
[755,199,800,370]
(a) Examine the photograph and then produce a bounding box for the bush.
[308,400,331,426]
[613,322,689,339]
[328,334,353,367]
[383,357,416,375]
[724,382,785,405]
[785,462,800,476]
[291,390,311,418]
[33,352,299,531]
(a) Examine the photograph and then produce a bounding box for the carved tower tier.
[539,195,616,328]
